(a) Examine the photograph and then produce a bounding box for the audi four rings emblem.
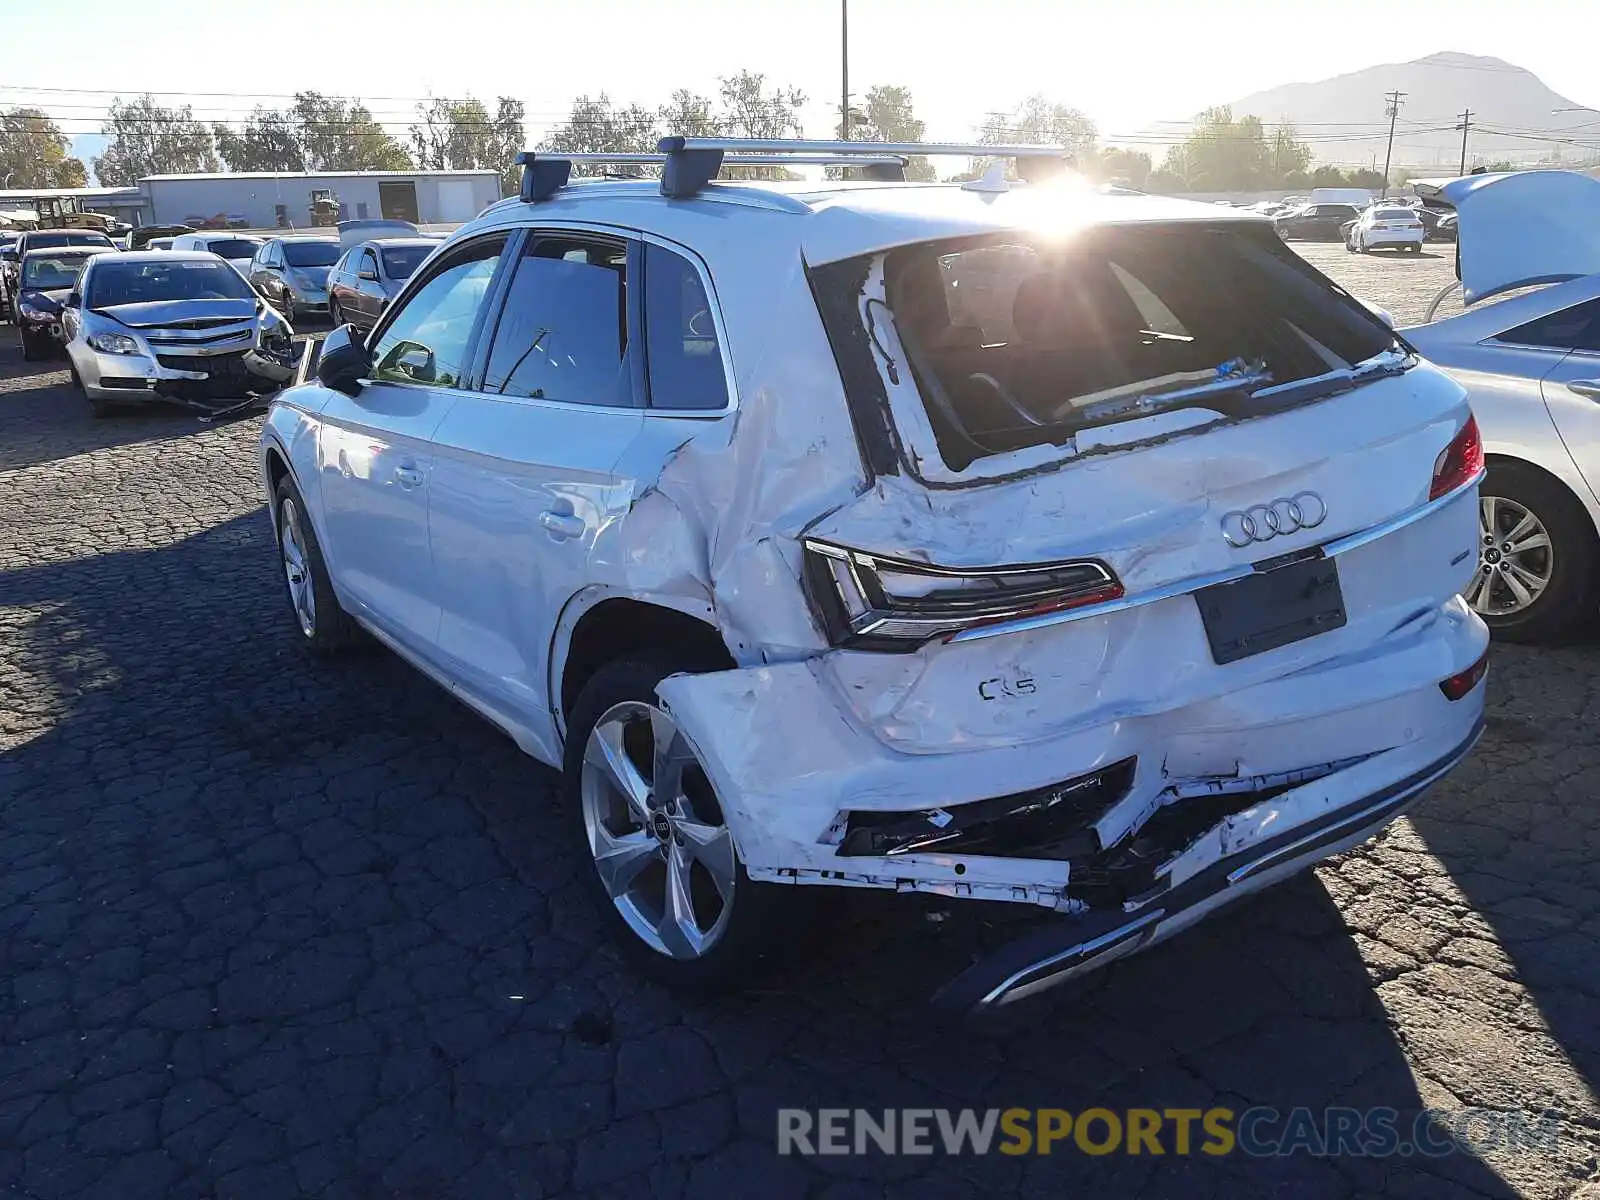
[1220,492,1328,547]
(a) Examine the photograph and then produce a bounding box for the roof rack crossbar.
[657,136,1070,159]
[655,136,1073,197]
[550,152,907,168]
[515,149,911,201]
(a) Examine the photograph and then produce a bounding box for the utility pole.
[840,0,850,140]
[1456,109,1473,175]
[1381,89,1406,198]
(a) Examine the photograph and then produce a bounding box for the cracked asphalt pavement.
[2,249,1598,1199]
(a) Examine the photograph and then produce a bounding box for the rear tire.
[20,329,43,361]
[1468,461,1600,644]
[563,655,786,993]
[273,473,359,657]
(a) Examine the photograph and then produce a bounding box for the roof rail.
[656,136,1075,198]
[514,149,911,203]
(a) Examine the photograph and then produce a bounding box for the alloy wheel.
[580,700,736,960]
[279,496,317,638]
[1466,494,1553,617]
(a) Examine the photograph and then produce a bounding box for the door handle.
[539,507,586,541]
[394,464,424,488]
[1567,380,1600,400]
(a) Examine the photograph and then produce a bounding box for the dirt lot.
[1294,240,1462,325]
[0,245,1597,1200]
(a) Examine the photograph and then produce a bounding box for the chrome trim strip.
[977,909,1165,1008]
[1226,726,1480,886]
[948,473,1481,645]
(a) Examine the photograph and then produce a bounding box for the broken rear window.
[839,224,1399,472]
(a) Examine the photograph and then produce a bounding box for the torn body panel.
[655,588,1485,888]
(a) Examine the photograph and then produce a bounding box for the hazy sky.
[4,0,1595,172]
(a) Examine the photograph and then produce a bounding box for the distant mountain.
[1220,52,1595,174]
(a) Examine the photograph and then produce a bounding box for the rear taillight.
[1439,649,1488,701]
[1429,415,1484,501]
[802,540,1123,651]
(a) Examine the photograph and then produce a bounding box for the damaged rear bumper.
[929,716,1481,1015]
[654,593,1487,1007]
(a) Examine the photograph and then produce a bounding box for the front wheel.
[1466,463,1599,643]
[564,656,784,991]
[281,292,296,326]
[274,475,359,656]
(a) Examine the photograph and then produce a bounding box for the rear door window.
[643,243,728,411]
[1498,299,1600,353]
[480,236,634,407]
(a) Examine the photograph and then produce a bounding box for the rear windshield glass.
[283,241,340,267]
[380,244,431,280]
[28,232,111,249]
[831,225,1397,471]
[1372,208,1416,221]
[22,254,96,290]
[88,260,254,307]
[207,238,261,259]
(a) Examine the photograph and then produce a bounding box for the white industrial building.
[0,169,502,231]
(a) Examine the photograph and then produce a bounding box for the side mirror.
[358,267,379,282]
[315,324,371,396]
[394,344,436,383]
[64,292,81,309]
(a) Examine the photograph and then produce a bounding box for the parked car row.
[3,216,444,372]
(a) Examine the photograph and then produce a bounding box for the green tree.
[981,95,1097,157]
[539,94,662,175]
[213,107,304,172]
[1096,147,1152,189]
[831,85,935,181]
[717,70,805,139]
[0,108,87,188]
[1346,168,1387,190]
[957,95,1096,181]
[410,96,525,192]
[658,89,721,138]
[1160,106,1273,191]
[94,95,217,184]
[1266,123,1314,182]
[291,92,411,172]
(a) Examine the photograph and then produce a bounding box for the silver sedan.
[1403,170,1600,643]
[63,251,295,417]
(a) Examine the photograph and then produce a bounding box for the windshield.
[826,226,1396,471]
[22,254,95,290]
[283,241,340,268]
[88,259,255,307]
[379,244,431,280]
[207,238,261,260]
[29,232,112,249]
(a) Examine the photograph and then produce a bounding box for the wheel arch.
[1485,451,1600,543]
[551,589,736,744]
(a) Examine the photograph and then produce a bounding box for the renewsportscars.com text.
[777,1106,1561,1158]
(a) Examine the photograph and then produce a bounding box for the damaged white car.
[1405,170,1600,643]
[259,138,1489,1013]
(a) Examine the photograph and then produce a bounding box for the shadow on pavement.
[0,513,1524,1198]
